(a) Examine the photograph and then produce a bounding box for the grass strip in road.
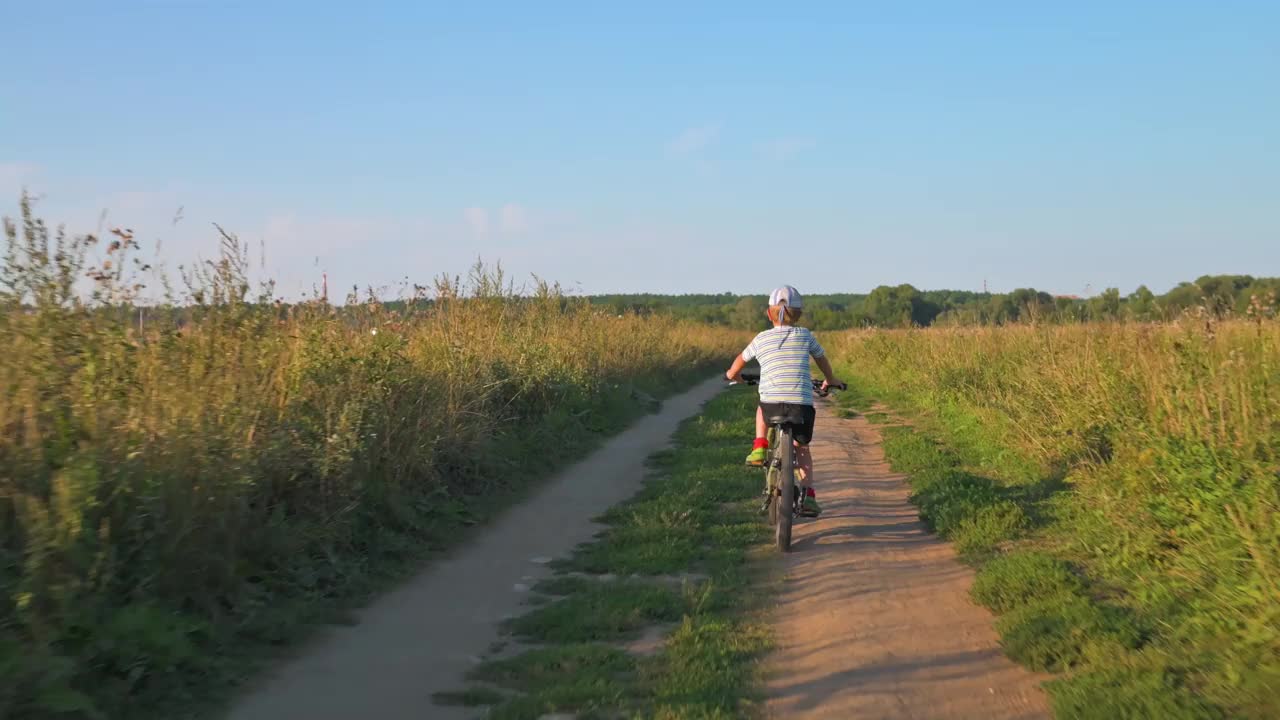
[436,388,771,719]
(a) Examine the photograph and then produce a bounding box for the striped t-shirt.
[742,325,825,405]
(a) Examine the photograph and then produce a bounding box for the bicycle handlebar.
[727,377,847,397]
[813,379,847,397]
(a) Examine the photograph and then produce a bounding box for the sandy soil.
[765,403,1052,720]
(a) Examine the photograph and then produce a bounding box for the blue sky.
[3,2,1277,299]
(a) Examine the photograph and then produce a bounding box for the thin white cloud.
[260,213,370,257]
[757,136,817,161]
[666,124,721,156]
[499,203,529,233]
[465,204,532,235]
[463,206,490,237]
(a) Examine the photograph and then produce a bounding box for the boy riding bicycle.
[725,285,841,517]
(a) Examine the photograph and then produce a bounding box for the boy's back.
[743,325,825,406]
[727,285,840,517]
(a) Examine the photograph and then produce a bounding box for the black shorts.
[760,403,817,445]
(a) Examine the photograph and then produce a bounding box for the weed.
[1047,664,1224,719]
[952,500,1030,556]
[996,596,1144,672]
[508,581,685,644]
[829,319,1280,716]
[910,469,1004,536]
[469,644,637,693]
[431,686,507,707]
[645,616,770,714]
[970,553,1084,613]
[442,389,771,718]
[563,522,702,576]
[880,427,959,475]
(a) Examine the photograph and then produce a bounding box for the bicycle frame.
[762,423,801,551]
[731,374,845,553]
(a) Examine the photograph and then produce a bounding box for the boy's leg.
[745,405,768,466]
[797,442,821,516]
[795,444,813,488]
[797,407,822,516]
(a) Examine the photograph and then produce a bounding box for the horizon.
[4,2,1277,299]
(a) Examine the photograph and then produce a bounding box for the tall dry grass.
[829,319,1279,715]
[0,198,743,718]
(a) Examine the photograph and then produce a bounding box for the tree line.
[588,275,1280,329]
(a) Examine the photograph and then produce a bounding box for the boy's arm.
[815,355,842,388]
[725,353,748,383]
[810,333,842,388]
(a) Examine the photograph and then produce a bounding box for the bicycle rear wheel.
[776,427,795,552]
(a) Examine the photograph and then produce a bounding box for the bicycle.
[731,371,845,552]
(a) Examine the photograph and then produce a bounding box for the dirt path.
[226,377,725,720]
[766,403,1051,720]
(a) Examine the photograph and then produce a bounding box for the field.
[827,320,1280,718]
[5,201,1278,719]
[435,389,770,719]
[0,204,744,719]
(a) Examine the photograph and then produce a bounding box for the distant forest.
[587,275,1279,329]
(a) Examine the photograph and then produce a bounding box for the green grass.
[1046,664,1225,720]
[648,616,770,716]
[430,686,507,707]
[875,425,1032,558]
[834,383,877,412]
[996,595,1146,673]
[833,358,1245,718]
[970,553,1084,613]
[437,388,771,719]
[459,644,644,718]
[507,581,685,644]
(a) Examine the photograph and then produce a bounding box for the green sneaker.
[801,492,822,517]
[745,446,767,466]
